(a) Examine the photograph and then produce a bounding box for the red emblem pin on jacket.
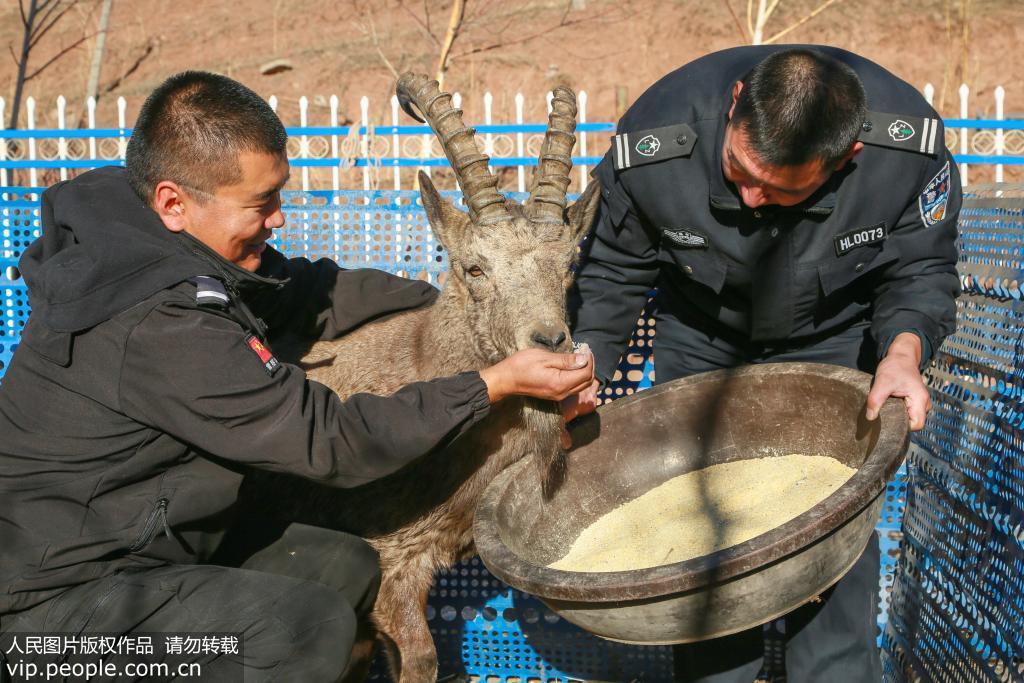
[246,335,281,375]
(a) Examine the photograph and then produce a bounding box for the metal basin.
[473,363,909,644]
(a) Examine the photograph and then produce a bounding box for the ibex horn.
[525,86,577,224]
[396,72,510,225]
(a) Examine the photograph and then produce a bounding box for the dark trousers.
[654,301,884,682]
[0,520,380,682]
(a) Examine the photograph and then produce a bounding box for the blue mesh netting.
[881,188,1024,682]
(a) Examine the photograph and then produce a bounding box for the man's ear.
[728,81,744,120]
[152,181,189,233]
[418,170,470,255]
[564,179,601,243]
[834,141,865,172]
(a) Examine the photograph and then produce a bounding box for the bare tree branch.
[354,2,402,80]
[399,0,441,49]
[764,0,845,43]
[102,38,156,94]
[450,7,617,60]
[368,16,401,80]
[31,0,70,39]
[722,0,750,42]
[559,0,573,25]
[29,1,80,50]
[435,0,465,88]
[19,0,28,27]
[24,31,91,81]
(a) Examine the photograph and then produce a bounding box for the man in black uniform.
[571,47,960,681]
[0,72,594,681]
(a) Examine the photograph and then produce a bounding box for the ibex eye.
[467,266,485,277]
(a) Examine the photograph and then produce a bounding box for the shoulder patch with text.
[834,222,888,257]
[662,228,709,249]
[918,161,951,227]
[246,335,281,376]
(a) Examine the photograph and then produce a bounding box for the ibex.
[255,73,600,682]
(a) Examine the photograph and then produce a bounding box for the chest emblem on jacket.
[662,228,709,249]
[246,335,281,376]
[635,134,661,157]
[834,222,887,257]
[888,119,915,142]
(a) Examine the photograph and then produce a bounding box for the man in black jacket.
[571,47,960,681]
[0,72,594,681]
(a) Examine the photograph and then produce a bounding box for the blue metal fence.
[1,120,1022,177]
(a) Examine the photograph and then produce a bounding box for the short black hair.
[731,49,866,169]
[126,71,287,203]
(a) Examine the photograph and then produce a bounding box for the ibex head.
[397,73,600,364]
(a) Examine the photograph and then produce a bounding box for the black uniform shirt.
[574,45,961,384]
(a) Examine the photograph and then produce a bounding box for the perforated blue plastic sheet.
[881,187,1024,683]
[7,186,1009,682]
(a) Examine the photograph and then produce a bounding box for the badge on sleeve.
[918,161,951,227]
[246,335,281,376]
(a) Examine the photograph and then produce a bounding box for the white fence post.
[515,93,525,193]
[116,96,127,161]
[360,96,371,261]
[330,95,340,193]
[268,96,278,113]
[87,97,97,161]
[390,94,401,268]
[484,91,494,162]
[579,90,588,190]
[923,83,934,106]
[26,97,37,187]
[0,97,7,190]
[995,86,1005,184]
[56,96,67,182]
[299,96,310,192]
[360,96,370,193]
[959,83,969,186]
[329,94,340,260]
[390,95,401,191]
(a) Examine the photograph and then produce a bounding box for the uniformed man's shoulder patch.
[246,334,281,376]
[613,123,697,170]
[190,276,230,309]
[918,161,951,228]
[859,111,941,156]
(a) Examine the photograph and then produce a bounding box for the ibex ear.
[564,179,601,243]
[418,170,471,255]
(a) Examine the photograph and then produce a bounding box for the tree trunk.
[9,0,40,130]
[84,0,114,105]
[435,0,465,91]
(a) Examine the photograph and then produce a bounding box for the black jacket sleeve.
[572,157,661,384]
[251,248,439,341]
[118,301,490,488]
[872,148,961,368]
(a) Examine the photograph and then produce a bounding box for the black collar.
[174,232,288,294]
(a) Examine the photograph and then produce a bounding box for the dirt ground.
[2,0,1023,183]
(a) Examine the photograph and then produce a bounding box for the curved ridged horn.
[396,72,510,225]
[524,86,577,224]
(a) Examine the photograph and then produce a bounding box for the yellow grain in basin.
[549,454,856,573]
